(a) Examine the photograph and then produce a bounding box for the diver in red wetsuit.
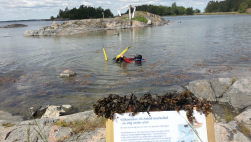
[115,54,144,63]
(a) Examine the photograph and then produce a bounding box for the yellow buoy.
[103,47,107,61]
[116,46,131,59]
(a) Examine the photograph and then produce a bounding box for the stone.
[41,105,66,118]
[60,70,77,77]
[176,86,188,94]
[29,105,49,118]
[219,77,251,109]
[210,78,233,98]
[234,109,251,131]
[48,125,72,142]
[62,105,74,114]
[0,111,23,123]
[234,132,251,142]
[185,80,216,101]
[228,120,239,131]
[51,22,59,27]
[147,20,152,25]
[62,128,105,142]
[214,122,235,142]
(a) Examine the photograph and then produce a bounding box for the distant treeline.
[205,0,251,13]
[125,3,201,16]
[51,5,114,20]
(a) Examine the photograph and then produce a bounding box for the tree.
[185,7,194,15]
[238,2,248,13]
[50,16,55,20]
[177,6,185,15]
[54,5,114,20]
[194,8,201,13]
[171,2,178,15]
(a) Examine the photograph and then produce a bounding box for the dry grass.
[216,116,222,122]
[2,122,14,128]
[55,117,106,134]
[238,122,251,137]
[231,77,237,84]
[224,107,235,123]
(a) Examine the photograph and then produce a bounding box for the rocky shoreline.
[1,76,251,141]
[23,12,168,36]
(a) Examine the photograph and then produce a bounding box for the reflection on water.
[0,15,251,118]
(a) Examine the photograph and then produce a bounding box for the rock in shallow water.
[60,70,77,77]
[29,105,49,118]
[41,105,66,118]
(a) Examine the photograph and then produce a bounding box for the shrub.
[132,16,148,23]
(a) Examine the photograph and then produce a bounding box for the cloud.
[62,2,68,6]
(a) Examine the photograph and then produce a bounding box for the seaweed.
[93,91,212,123]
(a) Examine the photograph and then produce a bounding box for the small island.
[23,11,168,36]
[0,24,27,28]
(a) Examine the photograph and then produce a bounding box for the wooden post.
[206,112,216,142]
[106,119,114,142]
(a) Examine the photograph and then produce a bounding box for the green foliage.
[125,4,197,16]
[54,5,114,20]
[238,2,249,13]
[132,16,148,23]
[205,0,251,13]
[50,16,55,20]
[194,8,201,13]
[185,7,194,15]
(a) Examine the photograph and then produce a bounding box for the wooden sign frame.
[106,111,215,142]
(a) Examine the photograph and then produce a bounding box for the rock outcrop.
[0,110,105,142]
[1,108,251,142]
[60,70,77,77]
[1,76,251,141]
[29,105,74,118]
[184,77,251,109]
[0,24,27,28]
[23,12,168,36]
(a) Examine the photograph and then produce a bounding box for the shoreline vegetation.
[195,11,251,15]
[50,3,199,21]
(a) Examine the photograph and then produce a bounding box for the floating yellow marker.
[115,46,131,59]
[103,47,107,61]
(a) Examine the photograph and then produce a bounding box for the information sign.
[106,110,215,142]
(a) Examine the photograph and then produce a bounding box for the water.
[0,15,251,118]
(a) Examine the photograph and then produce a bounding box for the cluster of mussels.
[93,91,212,123]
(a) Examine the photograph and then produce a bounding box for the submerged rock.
[60,70,77,77]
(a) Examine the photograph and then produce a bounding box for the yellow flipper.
[116,46,131,59]
[103,47,107,61]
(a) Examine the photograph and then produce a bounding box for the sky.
[0,0,210,21]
